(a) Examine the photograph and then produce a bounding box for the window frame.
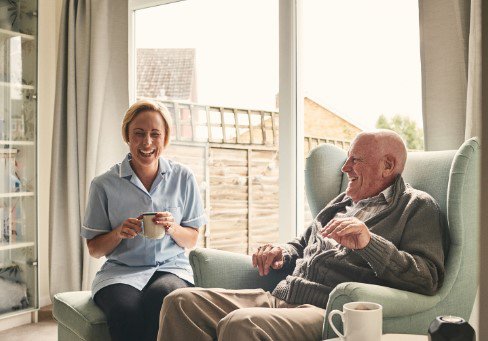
[128,0,303,241]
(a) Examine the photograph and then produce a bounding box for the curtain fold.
[419,0,481,150]
[49,0,128,296]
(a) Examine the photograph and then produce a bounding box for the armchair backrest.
[305,138,479,320]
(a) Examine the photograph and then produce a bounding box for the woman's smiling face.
[127,110,166,171]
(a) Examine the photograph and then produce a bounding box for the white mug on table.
[328,301,382,341]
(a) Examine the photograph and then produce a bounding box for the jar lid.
[439,316,465,323]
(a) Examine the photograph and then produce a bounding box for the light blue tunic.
[81,154,207,297]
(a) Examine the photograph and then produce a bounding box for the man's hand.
[252,244,284,276]
[320,217,371,250]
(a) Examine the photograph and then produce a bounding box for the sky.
[135,0,422,131]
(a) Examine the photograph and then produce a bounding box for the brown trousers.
[157,287,326,341]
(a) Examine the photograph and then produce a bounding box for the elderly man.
[157,130,448,341]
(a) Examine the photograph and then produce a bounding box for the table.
[325,334,428,341]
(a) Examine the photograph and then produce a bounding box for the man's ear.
[382,155,395,177]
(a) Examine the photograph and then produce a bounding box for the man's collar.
[379,184,394,204]
[119,153,172,178]
[343,182,395,205]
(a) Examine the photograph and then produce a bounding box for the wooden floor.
[0,306,56,341]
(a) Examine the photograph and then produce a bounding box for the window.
[130,0,423,241]
[131,0,279,253]
[300,0,423,230]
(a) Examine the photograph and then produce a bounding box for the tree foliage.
[375,114,424,150]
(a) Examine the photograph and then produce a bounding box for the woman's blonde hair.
[122,99,172,147]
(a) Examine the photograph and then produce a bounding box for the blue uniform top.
[81,154,207,297]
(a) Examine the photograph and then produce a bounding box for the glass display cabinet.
[0,0,38,318]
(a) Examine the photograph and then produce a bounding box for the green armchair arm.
[323,282,441,338]
[189,248,287,292]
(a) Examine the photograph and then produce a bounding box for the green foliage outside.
[375,114,424,150]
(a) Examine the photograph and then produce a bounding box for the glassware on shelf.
[0,0,37,316]
[0,147,20,192]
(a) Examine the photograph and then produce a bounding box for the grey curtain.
[419,0,481,150]
[49,0,129,295]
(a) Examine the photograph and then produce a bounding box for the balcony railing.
[142,98,351,150]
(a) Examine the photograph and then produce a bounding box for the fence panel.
[208,147,249,253]
[163,143,208,248]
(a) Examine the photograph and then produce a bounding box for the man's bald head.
[355,130,407,175]
[342,130,407,202]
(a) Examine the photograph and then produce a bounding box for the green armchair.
[189,137,480,339]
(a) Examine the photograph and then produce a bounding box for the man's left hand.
[320,217,371,250]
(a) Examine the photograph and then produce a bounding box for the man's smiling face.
[341,135,388,203]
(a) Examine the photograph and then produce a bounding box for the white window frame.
[127,0,304,241]
[279,0,303,241]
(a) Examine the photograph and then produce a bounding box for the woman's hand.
[114,217,143,239]
[154,212,176,234]
[87,216,143,258]
[153,211,199,248]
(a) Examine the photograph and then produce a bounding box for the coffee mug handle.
[328,309,345,339]
[138,220,144,236]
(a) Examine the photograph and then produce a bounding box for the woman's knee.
[143,273,190,303]
[108,300,144,322]
[94,285,143,321]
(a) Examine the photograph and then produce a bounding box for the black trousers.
[94,271,192,341]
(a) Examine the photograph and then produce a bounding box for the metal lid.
[439,316,465,323]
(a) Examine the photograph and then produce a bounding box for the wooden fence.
[164,143,278,254]
[149,98,351,254]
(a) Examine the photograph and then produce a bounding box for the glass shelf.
[0,192,34,198]
[0,81,35,90]
[0,241,34,251]
[0,140,34,145]
[0,28,35,41]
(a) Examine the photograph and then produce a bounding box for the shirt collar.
[381,184,394,204]
[119,153,172,178]
[344,183,395,205]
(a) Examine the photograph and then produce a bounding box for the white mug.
[141,212,166,239]
[328,301,382,341]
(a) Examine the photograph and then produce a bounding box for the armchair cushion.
[53,291,109,341]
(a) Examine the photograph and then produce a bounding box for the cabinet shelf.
[0,192,34,198]
[0,140,35,146]
[0,28,35,41]
[0,241,35,251]
[0,81,35,90]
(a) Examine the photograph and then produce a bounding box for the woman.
[81,100,207,341]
